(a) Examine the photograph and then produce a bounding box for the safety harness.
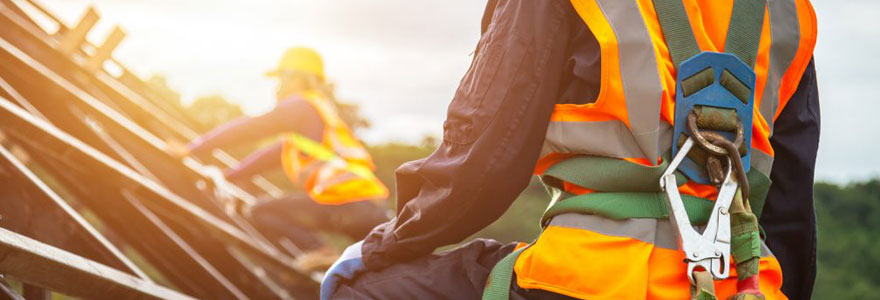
[483,0,768,299]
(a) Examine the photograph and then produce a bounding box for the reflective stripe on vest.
[539,0,817,180]
[280,91,388,204]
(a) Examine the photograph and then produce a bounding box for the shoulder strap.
[724,0,767,68]
[653,0,767,70]
[652,0,701,71]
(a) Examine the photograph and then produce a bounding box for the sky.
[26,0,880,183]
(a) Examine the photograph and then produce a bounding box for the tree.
[186,95,244,130]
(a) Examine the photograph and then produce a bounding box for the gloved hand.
[320,241,367,300]
[163,139,190,158]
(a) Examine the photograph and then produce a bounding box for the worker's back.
[319,1,820,299]
[494,0,817,299]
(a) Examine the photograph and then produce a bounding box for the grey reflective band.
[760,0,801,133]
[596,0,664,163]
[547,213,775,257]
[750,148,774,176]
[549,213,681,250]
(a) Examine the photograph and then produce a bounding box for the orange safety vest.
[513,0,817,299]
[280,91,389,205]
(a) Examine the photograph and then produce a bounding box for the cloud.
[811,0,880,182]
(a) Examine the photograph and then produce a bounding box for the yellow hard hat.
[266,47,324,78]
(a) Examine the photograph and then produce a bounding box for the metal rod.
[0,227,196,300]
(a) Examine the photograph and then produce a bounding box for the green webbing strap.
[724,0,768,68]
[691,271,719,300]
[745,169,770,217]
[482,247,527,300]
[483,162,771,300]
[652,0,702,70]
[730,188,763,280]
[543,154,687,193]
[543,191,716,226]
[540,157,771,225]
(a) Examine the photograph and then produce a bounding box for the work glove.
[163,139,190,158]
[320,240,367,300]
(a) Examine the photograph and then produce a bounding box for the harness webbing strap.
[481,247,527,300]
[692,271,719,300]
[542,154,686,193]
[652,0,701,69]
[543,190,716,226]
[482,172,769,300]
[724,0,768,68]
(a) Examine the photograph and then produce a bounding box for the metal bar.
[0,226,196,300]
[0,52,316,296]
[1,0,287,205]
[0,76,47,122]
[56,6,97,55]
[0,37,308,273]
[0,131,256,298]
[0,94,303,274]
[85,25,123,72]
[0,279,24,300]
[0,144,152,281]
[121,191,250,300]
[16,0,65,29]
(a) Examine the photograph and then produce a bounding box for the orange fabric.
[566,0,632,128]
[280,92,388,205]
[541,0,816,200]
[637,0,677,126]
[514,226,788,300]
[534,153,579,175]
[775,0,818,121]
[524,0,818,298]
[302,164,389,205]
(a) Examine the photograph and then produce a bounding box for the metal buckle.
[660,137,734,284]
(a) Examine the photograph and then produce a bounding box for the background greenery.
[179,90,877,300]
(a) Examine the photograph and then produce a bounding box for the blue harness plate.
[671,52,756,184]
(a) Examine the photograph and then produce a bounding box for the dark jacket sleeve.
[186,98,323,156]
[361,0,579,270]
[223,141,283,182]
[760,59,820,300]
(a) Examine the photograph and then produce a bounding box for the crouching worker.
[321,0,820,299]
[167,47,390,271]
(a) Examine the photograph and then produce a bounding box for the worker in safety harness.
[167,47,390,272]
[321,0,819,299]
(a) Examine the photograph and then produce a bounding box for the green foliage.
[813,180,880,300]
[468,179,549,244]
[186,95,245,130]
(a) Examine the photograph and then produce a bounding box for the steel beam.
[0,144,150,280]
[0,226,196,300]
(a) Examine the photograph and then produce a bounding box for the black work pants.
[332,239,576,300]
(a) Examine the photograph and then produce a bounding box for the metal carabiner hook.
[661,136,736,284]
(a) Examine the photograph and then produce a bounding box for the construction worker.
[321,0,819,300]
[167,47,390,271]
